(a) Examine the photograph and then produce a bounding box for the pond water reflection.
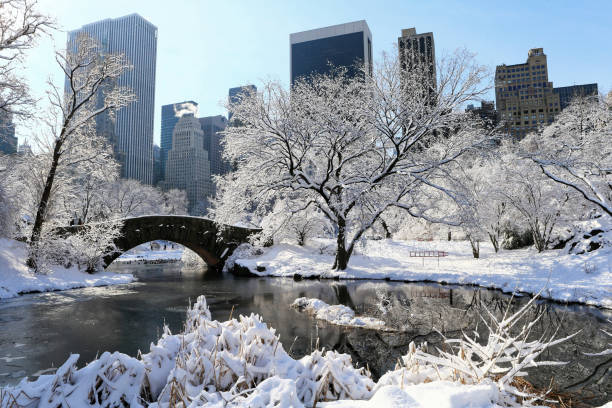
[0,262,609,404]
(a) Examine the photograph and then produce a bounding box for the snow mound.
[291,297,388,330]
[0,238,134,300]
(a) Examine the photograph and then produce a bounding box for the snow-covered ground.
[0,238,134,300]
[234,239,612,308]
[113,242,184,263]
[291,297,389,330]
[5,295,603,408]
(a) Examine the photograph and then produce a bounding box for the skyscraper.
[554,83,598,110]
[161,101,198,180]
[0,111,17,155]
[162,114,213,215]
[199,115,229,179]
[67,13,157,184]
[398,28,436,92]
[228,85,256,121]
[152,144,163,185]
[290,20,372,84]
[495,48,561,139]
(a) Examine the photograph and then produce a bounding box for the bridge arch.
[63,216,260,273]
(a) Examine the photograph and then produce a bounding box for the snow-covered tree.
[454,155,511,256]
[0,153,21,236]
[213,49,490,270]
[523,95,612,217]
[161,188,188,216]
[27,34,134,270]
[498,150,577,252]
[0,0,54,117]
[97,180,187,218]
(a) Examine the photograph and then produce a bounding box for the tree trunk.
[468,236,480,259]
[488,233,499,253]
[333,218,350,270]
[380,219,392,239]
[27,140,62,270]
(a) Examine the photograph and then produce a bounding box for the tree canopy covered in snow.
[213,50,492,270]
[523,95,612,217]
[0,0,54,118]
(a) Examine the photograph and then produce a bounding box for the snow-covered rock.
[291,297,388,330]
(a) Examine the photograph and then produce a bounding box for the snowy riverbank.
[112,242,184,263]
[233,239,612,308]
[0,238,134,300]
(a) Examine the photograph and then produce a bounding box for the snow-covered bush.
[377,294,576,407]
[497,150,580,252]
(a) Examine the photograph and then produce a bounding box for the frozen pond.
[0,262,610,404]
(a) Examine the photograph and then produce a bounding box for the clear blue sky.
[18,0,611,146]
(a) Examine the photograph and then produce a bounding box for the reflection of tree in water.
[315,283,610,403]
[202,277,609,403]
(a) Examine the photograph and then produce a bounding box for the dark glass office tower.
[290,20,372,84]
[228,85,257,120]
[0,111,17,155]
[199,115,228,182]
[67,13,157,184]
[553,84,598,110]
[160,101,198,181]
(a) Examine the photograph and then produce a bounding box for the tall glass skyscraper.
[67,13,157,184]
[290,20,372,84]
[0,111,17,155]
[553,84,598,110]
[228,85,256,120]
[161,101,198,181]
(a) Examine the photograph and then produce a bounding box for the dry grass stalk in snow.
[377,293,578,407]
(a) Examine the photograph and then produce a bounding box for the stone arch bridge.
[61,216,260,273]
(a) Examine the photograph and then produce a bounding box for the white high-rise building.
[162,114,213,215]
[67,13,157,184]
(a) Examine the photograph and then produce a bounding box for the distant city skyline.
[17,0,612,147]
[67,13,157,184]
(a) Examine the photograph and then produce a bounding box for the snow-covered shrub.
[0,352,146,408]
[143,295,374,407]
[501,226,534,250]
[378,294,576,407]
